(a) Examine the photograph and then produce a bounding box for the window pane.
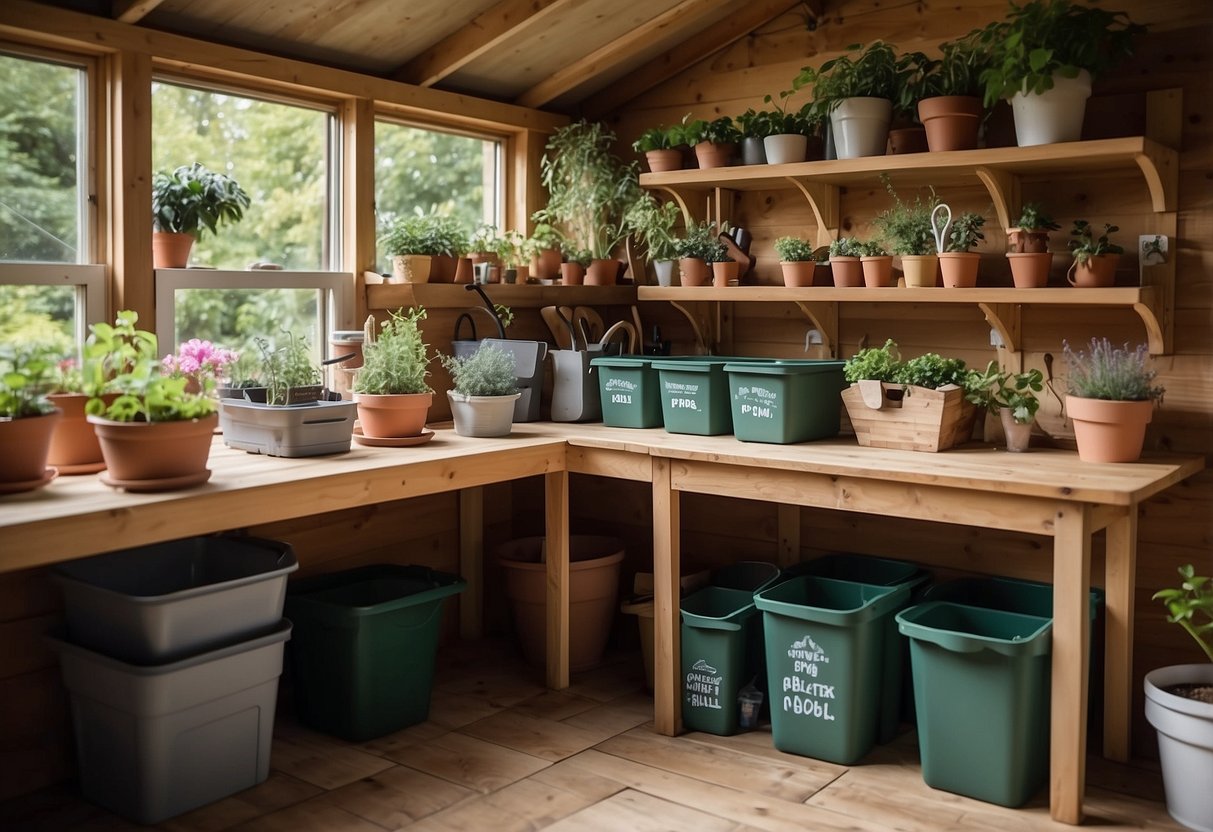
[0,53,83,263]
[152,82,333,270]
[375,121,498,270]
[0,284,75,353]
[171,288,322,364]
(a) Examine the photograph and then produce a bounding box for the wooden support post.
[1103,507,1138,762]
[108,49,153,329]
[509,128,549,236]
[458,487,484,639]
[652,457,681,736]
[544,469,569,690]
[342,97,376,328]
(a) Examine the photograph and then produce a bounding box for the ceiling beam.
[515,0,722,109]
[393,0,576,88]
[112,0,166,25]
[583,0,801,119]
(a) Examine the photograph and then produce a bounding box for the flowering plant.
[162,339,239,391]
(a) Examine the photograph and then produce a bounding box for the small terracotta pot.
[152,232,194,269]
[830,256,863,288]
[1007,227,1051,254]
[392,254,432,283]
[679,257,710,287]
[530,248,562,281]
[780,261,815,288]
[585,259,618,286]
[1007,252,1053,288]
[561,263,585,285]
[1000,407,1034,453]
[1066,396,1154,463]
[1068,254,1119,288]
[694,141,734,169]
[47,393,110,473]
[939,252,981,288]
[918,96,984,152]
[712,260,739,287]
[354,392,432,438]
[0,410,60,489]
[428,254,457,283]
[860,255,894,288]
[645,149,683,173]
[900,255,939,287]
[453,257,474,284]
[887,126,929,155]
[89,414,217,486]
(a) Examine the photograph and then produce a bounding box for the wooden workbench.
[0,424,1200,824]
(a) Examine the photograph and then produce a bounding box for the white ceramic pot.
[447,390,520,437]
[1010,70,1092,146]
[762,134,808,165]
[653,259,676,287]
[829,97,893,159]
[1145,664,1213,832]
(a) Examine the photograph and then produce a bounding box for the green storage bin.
[680,586,761,736]
[754,576,911,764]
[592,356,664,428]
[897,601,1052,808]
[654,357,752,436]
[285,565,466,741]
[724,360,847,444]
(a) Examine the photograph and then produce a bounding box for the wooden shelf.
[366,282,637,310]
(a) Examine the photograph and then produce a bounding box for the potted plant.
[528,222,565,281]
[735,108,772,166]
[379,214,462,283]
[673,220,722,287]
[888,49,931,155]
[774,236,817,287]
[828,236,865,287]
[496,229,530,284]
[939,211,986,288]
[683,116,741,169]
[873,178,940,286]
[429,216,470,283]
[42,352,119,475]
[441,345,521,438]
[624,193,681,286]
[964,361,1044,451]
[759,86,820,165]
[1005,202,1060,288]
[1145,564,1213,832]
[915,32,991,152]
[560,245,593,286]
[151,163,249,269]
[632,125,683,173]
[1067,219,1124,287]
[978,0,1146,146]
[1062,337,1164,462]
[707,245,737,287]
[352,307,433,443]
[858,240,894,287]
[469,223,503,283]
[84,311,219,491]
[0,343,61,493]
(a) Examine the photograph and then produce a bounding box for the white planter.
[653,259,676,287]
[829,97,892,159]
[1145,664,1213,832]
[763,134,808,165]
[447,390,521,437]
[1010,69,1092,146]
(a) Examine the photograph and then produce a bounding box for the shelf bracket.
[1134,147,1178,214]
[1132,287,1167,356]
[793,301,838,358]
[978,302,1022,356]
[974,166,1020,232]
[654,185,701,225]
[668,299,716,353]
[786,177,840,248]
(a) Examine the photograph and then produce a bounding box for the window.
[375,120,501,270]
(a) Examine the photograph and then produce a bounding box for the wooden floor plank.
[507,689,603,722]
[269,724,395,791]
[357,721,449,760]
[530,758,629,803]
[560,700,654,740]
[318,764,475,828]
[391,731,551,794]
[402,777,601,832]
[458,709,604,761]
[542,788,741,832]
[161,773,323,832]
[227,799,385,832]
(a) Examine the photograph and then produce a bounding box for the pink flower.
[162,340,239,385]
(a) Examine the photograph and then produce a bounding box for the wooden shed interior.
[0,0,1210,829]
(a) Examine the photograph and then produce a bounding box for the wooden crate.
[841,382,978,452]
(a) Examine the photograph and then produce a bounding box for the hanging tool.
[931,203,953,255]
[463,283,506,338]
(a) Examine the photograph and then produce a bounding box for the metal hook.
[931,203,953,254]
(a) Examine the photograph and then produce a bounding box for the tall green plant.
[624,193,681,261]
[795,42,916,117]
[353,308,431,396]
[152,163,250,238]
[872,176,939,256]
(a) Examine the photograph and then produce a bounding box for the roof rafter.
[111,0,166,25]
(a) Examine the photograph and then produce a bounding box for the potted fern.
[1062,337,1164,462]
[1145,564,1213,832]
[441,345,520,438]
[151,163,250,269]
[352,307,433,443]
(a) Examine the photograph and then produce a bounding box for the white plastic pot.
[1145,664,1213,832]
[1010,70,1092,146]
[653,259,676,287]
[829,97,893,159]
[447,390,521,437]
[762,134,808,165]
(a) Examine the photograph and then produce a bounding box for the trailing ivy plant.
[353,308,431,396]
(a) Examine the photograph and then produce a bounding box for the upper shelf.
[366,282,638,310]
[637,286,1155,304]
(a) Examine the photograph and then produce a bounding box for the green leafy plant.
[152,163,250,239]
[774,237,816,262]
[795,42,912,117]
[843,339,901,383]
[470,224,503,255]
[873,176,939,256]
[1068,220,1124,264]
[624,192,681,262]
[683,116,742,146]
[441,345,518,397]
[1063,337,1164,402]
[528,222,566,254]
[674,220,726,261]
[632,126,678,153]
[829,236,866,258]
[1014,202,1061,231]
[945,212,986,252]
[857,239,889,257]
[0,344,56,418]
[256,330,321,406]
[1152,564,1213,663]
[977,0,1146,107]
[895,352,970,389]
[379,213,468,256]
[353,308,431,396]
[964,361,1044,423]
[562,245,594,269]
[735,108,775,139]
[84,311,218,422]
[916,31,993,99]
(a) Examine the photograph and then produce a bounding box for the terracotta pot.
[1007,252,1053,288]
[918,96,984,152]
[151,232,194,269]
[0,410,60,491]
[939,252,981,288]
[644,149,683,172]
[585,259,618,286]
[497,535,625,671]
[561,262,585,285]
[860,255,894,288]
[428,254,457,283]
[47,393,111,473]
[780,261,815,288]
[829,256,863,288]
[1066,396,1154,463]
[887,126,929,155]
[88,413,217,488]
[694,141,734,169]
[712,260,738,287]
[900,255,939,287]
[530,248,562,281]
[453,257,474,284]
[1068,254,1119,288]
[1006,227,1051,254]
[354,392,432,439]
[391,254,432,283]
[678,257,710,287]
[1000,407,1034,453]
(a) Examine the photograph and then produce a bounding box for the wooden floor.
[0,638,1186,831]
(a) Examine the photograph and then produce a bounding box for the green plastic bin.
[592,356,664,428]
[897,601,1052,808]
[285,565,466,741]
[754,576,911,764]
[654,357,761,436]
[724,360,847,444]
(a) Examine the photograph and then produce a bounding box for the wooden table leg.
[458,487,484,639]
[1103,507,1138,762]
[545,469,569,690]
[652,458,681,736]
[1051,502,1092,825]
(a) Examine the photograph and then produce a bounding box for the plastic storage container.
[592,356,665,428]
[724,360,847,444]
[48,620,291,825]
[220,399,358,457]
[53,535,298,664]
[286,565,466,741]
[754,575,911,764]
[653,357,745,436]
[897,601,1052,807]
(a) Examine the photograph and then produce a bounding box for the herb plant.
[632,126,677,153]
[873,176,939,256]
[964,361,1044,423]
[442,346,518,397]
[916,31,993,99]
[354,308,431,396]
[945,212,986,252]
[829,237,865,258]
[674,220,726,261]
[528,222,566,254]
[895,353,969,389]
[683,116,742,146]
[624,192,681,262]
[858,240,889,257]
[256,331,321,406]
[1063,337,1164,402]
[774,237,816,262]
[1069,220,1124,264]
[379,214,468,256]
[0,344,56,418]
[795,42,913,117]
[1014,202,1061,231]
[1152,564,1213,664]
[843,339,901,383]
[152,163,250,238]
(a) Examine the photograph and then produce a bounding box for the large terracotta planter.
[1065,396,1154,463]
[694,141,734,169]
[679,257,710,287]
[644,149,683,172]
[497,535,625,672]
[354,392,432,439]
[1007,252,1053,288]
[1068,254,1119,288]
[829,256,863,287]
[391,254,431,283]
[0,410,61,492]
[780,261,815,288]
[918,96,983,152]
[900,255,939,287]
[47,393,109,474]
[585,259,617,286]
[860,255,894,288]
[561,263,585,285]
[712,260,738,287]
[151,232,194,269]
[939,252,980,288]
[88,413,217,490]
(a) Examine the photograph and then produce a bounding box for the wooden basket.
[841,381,978,452]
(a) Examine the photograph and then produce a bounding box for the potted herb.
[673,220,723,287]
[560,245,593,286]
[379,214,465,283]
[1062,337,1163,462]
[469,223,503,283]
[978,0,1146,146]
[496,230,530,284]
[774,236,817,287]
[632,125,683,172]
[683,116,741,169]
[964,361,1044,451]
[759,86,819,164]
[938,211,986,288]
[1145,564,1213,832]
[624,192,681,286]
[151,163,250,269]
[1067,220,1124,287]
[528,222,566,281]
[735,108,772,165]
[828,236,865,287]
[858,239,894,287]
[873,178,940,286]
[915,31,992,151]
[0,343,60,493]
[706,243,737,287]
[352,307,433,442]
[441,345,520,437]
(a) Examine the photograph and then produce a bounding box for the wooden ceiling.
[29,0,811,114]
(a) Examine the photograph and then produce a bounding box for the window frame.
[0,263,108,343]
